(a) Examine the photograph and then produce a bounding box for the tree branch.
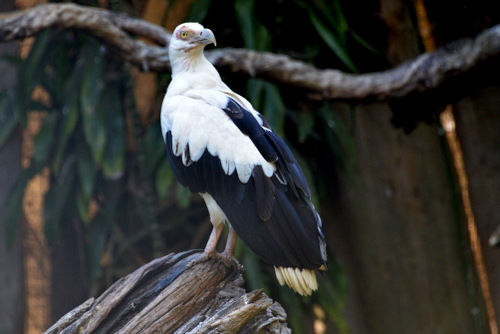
[0,3,170,72]
[1,3,499,100]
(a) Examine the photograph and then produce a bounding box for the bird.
[161,22,327,296]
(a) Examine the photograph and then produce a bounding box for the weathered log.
[44,250,290,334]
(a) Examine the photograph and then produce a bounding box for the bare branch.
[1,3,499,100]
[0,3,171,72]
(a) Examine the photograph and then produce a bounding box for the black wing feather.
[222,98,278,163]
[165,97,326,270]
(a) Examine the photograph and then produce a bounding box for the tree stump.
[44,250,290,333]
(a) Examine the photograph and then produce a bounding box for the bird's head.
[169,23,216,57]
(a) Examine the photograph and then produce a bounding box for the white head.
[169,23,217,73]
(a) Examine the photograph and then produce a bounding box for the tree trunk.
[454,85,500,330]
[44,250,290,334]
[330,105,478,333]
[423,1,500,329]
[322,1,481,332]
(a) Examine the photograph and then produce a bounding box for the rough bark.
[44,250,290,334]
[0,3,499,101]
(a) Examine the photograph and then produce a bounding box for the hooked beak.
[200,28,217,47]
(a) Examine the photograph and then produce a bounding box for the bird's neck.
[170,48,215,77]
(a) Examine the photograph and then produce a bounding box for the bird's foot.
[188,250,216,267]
[188,251,243,274]
[221,250,244,271]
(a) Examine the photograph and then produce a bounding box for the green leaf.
[309,10,357,72]
[155,158,174,200]
[3,163,39,247]
[329,0,349,39]
[76,138,96,205]
[234,0,271,51]
[52,98,79,174]
[241,243,270,293]
[101,85,125,179]
[88,213,110,282]
[33,113,58,165]
[0,92,19,148]
[19,30,53,94]
[319,105,356,180]
[186,0,212,23]
[43,158,77,243]
[235,0,256,50]
[351,30,381,55]
[279,287,305,334]
[176,184,192,208]
[64,49,88,99]
[76,188,91,225]
[50,37,74,104]
[263,83,285,136]
[296,111,315,143]
[246,79,265,110]
[80,42,106,164]
[316,261,349,333]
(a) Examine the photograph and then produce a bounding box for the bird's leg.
[190,223,224,267]
[223,226,238,256]
[222,226,243,271]
[204,223,224,253]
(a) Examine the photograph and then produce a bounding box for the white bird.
[161,22,327,295]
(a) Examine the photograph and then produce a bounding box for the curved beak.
[200,28,217,47]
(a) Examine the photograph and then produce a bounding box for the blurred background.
[0,0,499,333]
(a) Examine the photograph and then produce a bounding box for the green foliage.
[0,0,366,331]
[80,42,107,165]
[0,27,177,283]
[298,0,358,72]
[317,259,350,333]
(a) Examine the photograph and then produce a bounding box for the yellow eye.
[180,31,187,39]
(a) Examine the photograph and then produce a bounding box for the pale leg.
[204,224,224,253]
[223,226,238,256]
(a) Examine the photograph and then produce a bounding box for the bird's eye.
[180,31,188,39]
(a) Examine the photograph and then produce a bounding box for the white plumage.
[161,22,327,295]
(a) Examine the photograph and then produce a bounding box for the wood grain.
[44,250,290,334]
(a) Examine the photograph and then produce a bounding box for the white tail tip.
[274,266,318,296]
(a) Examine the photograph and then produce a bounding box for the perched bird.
[161,22,327,295]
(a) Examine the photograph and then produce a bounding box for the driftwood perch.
[44,250,290,334]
